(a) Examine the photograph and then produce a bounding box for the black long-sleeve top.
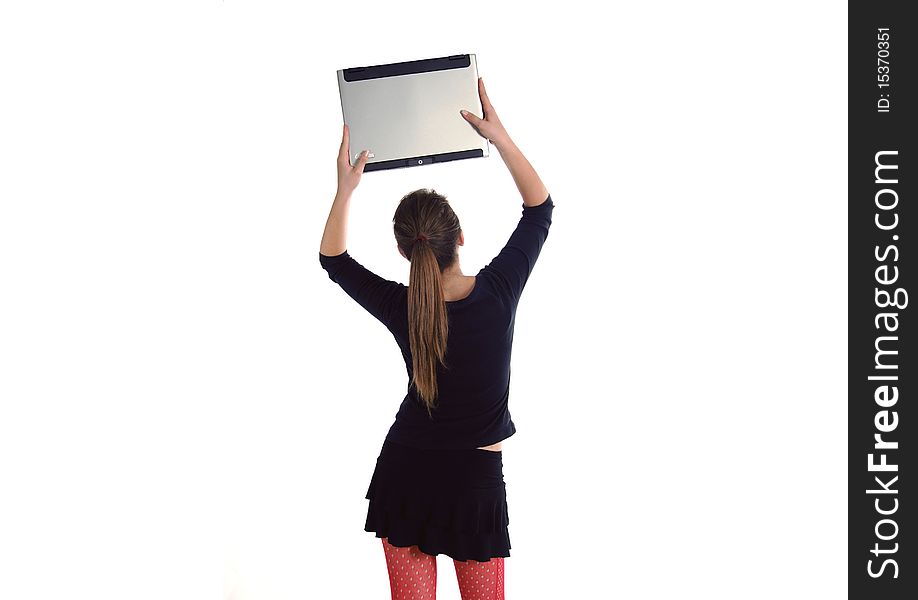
[319,194,554,450]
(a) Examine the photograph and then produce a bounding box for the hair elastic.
[415,233,428,242]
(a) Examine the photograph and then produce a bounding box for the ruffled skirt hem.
[363,438,511,563]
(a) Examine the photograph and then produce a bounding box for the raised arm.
[319,123,370,256]
[460,79,553,303]
[460,77,549,208]
[318,124,406,328]
[479,194,553,305]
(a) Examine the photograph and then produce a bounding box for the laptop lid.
[337,54,489,172]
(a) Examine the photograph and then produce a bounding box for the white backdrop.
[0,2,847,599]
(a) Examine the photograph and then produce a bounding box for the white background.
[0,1,847,599]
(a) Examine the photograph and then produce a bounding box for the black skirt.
[364,437,511,563]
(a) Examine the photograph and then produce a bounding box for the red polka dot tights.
[382,537,505,600]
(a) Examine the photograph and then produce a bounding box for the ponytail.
[393,188,461,417]
[407,239,449,417]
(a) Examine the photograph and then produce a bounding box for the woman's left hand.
[337,123,370,195]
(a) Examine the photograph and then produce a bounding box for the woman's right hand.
[460,77,512,149]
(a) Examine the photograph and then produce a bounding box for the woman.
[319,77,553,600]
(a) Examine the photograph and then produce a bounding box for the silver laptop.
[337,54,489,172]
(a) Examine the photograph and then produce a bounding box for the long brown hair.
[393,189,461,417]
